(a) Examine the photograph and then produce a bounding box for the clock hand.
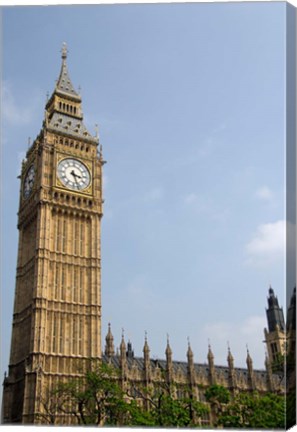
[70,171,81,189]
[70,170,82,179]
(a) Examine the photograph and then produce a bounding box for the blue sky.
[1,2,288,383]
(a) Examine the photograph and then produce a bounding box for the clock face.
[23,165,35,199]
[57,158,91,191]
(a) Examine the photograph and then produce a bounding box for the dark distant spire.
[266,286,285,331]
[126,340,134,359]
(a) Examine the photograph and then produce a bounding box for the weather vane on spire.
[61,42,68,59]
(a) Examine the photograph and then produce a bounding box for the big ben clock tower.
[3,44,104,424]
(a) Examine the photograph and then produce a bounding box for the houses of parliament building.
[2,45,295,425]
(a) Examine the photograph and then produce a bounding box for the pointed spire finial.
[105,322,115,357]
[166,334,172,357]
[207,340,214,362]
[246,344,251,359]
[187,337,193,361]
[61,42,68,60]
[143,331,150,357]
[120,328,126,357]
[227,342,234,366]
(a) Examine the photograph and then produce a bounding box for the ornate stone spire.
[227,344,234,369]
[246,347,253,370]
[120,329,126,359]
[207,343,216,385]
[187,339,195,387]
[104,323,115,357]
[187,338,194,364]
[246,347,255,390]
[119,330,127,383]
[227,344,236,391]
[143,332,151,384]
[143,332,150,360]
[55,42,80,100]
[44,44,99,144]
[165,335,172,361]
[165,335,173,384]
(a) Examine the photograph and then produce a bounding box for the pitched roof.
[55,43,81,100]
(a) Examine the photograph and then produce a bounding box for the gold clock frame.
[55,152,93,196]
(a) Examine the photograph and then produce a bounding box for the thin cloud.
[255,186,274,202]
[245,220,285,267]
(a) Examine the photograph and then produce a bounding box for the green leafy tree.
[205,385,231,405]
[43,361,131,425]
[205,384,231,422]
[127,382,209,427]
[216,391,285,429]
